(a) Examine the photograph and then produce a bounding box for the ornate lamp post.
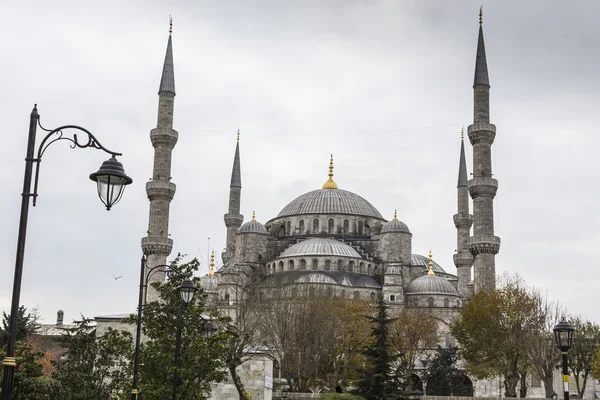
[132,256,214,400]
[554,317,575,400]
[1,105,132,400]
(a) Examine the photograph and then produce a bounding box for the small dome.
[238,212,267,234]
[381,212,410,233]
[200,275,218,292]
[406,274,459,296]
[279,238,361,258]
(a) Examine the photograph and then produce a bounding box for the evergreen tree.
[353,293,406,400]
[424,346,468,396]
[0,306,41,347]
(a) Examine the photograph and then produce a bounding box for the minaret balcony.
[224,213,244,228]
[467,122,496,145]
[453,213,473,229]
[468,177,498,198]
[146,180,176,201]
[453,251,474,267]
[141,236,174,256]
[468,235,501,255]
[150,128,179,148]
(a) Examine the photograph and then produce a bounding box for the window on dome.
[328,219,334,234]
[368,264,372,274]
[288,260,295,270]
[343,219,349,233]
[341,289,346,298]
[279,261,284,272]
[370,292,376,302]
[354,291,360,300]
[312,259,318,270]
[309,287,315,297]
[390,295,396,302]
[326,287,333,297]
[337,260,343,271]
[299,220,305,234]
[358,221,364,235]
[365,224,371,236]
[313,219,319,233]
[444,298,450,308]
[349,261,355,272]
[300,259,306,270]
[428,297,434,308]
[286,221,291,235]
[359,262,364,274]
[325,260,331,271]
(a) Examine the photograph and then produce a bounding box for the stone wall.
[208,355,273,400]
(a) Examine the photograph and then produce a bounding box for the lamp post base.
[2,359,16,400]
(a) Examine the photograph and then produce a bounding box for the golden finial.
[209,250,215,276]
[461,127,464,140]
[393,210,398,221]
[169,16,173,35]
[428,250,435,276]
[237,126,240,142]
[251,210,256,222]
[322,154,339,189]
[479,6,483,25]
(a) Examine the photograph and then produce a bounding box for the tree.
[0,305,41,347]
[353,292,406,400]
[451,274,541,397]
[424,346,467,396]
[591,346,600,381]
[137,258,227,400]
[525,291,563,398]
[50,317,133,399]
[569,316,600,399]
[0,340,53,400]
[388,308,438,391]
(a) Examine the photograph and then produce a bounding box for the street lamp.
[2,105,132,400]
[554,317,575,400]
[282,388,289,398]
[173,279,199,400]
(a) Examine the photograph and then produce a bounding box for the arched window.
[309,287,315,297]
[286,221,291,235]
[359,262,365,274]
[225,293,230,303]
[367,264,372,274]
[267,264,271,274]
[300,259,306,270]
[349,261,355,273]
[325,260,331,271]
[456,299,461,308]
[278,261,284,272]
[358,221,364,235]
[312,259,318,270]
[444,298,450,308]
[288,260,295,270]
[337,259,344,271]
[299,219,305,234]
[328,218,335,234]
[428,297,435,308]
[365,224,371,236]
[326,287,333,297]
[313,219,319,233]
[343,219,349,233]
[370,292,376,302]
[353,291,360,300]
[341,289,346,298]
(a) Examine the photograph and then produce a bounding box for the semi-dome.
[279,238,361,258]
[277,189,383,219]
[411,254,445,273]
[238,212,267,234]
[406,274,459,296]
[381,211,410,233]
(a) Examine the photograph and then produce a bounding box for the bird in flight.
[112,275,122,280]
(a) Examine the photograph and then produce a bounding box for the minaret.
[467,8,500,293]
[222,128,243,264]
[453,129,474,298]
[141,18,178,302]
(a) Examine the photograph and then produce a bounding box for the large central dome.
[277,188,383,219]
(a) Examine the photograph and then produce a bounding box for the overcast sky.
[1,0,599,326]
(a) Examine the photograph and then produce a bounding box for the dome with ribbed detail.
[381,212,410,233]
[406,274,458,296]
[411,254,446,273]
[277,189,383,219]
[238,221,267,234]
[279,238,361,258]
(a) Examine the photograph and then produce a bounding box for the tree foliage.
[353,293,406,400]
[0,306,41,347]
[0,340,53,400]
[50,317,133,399]
[424,346,469,396]
[451,274,541,397]
[137,258,227,400]
[569,316,600,399]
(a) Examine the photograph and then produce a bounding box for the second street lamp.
[173,279,199,400]
[554,317,575,400]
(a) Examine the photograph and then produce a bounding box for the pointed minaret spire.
[223,129,243,264]
[458,128,468,188]
[159,17,176,96]
[474,7,489,87]
[142,21,179,303]
[467,9,500,293]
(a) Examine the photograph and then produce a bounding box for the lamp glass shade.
[179,280,197,304]
[204,321,216,339]
[89,156,133,210]
[553,317,575,352]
